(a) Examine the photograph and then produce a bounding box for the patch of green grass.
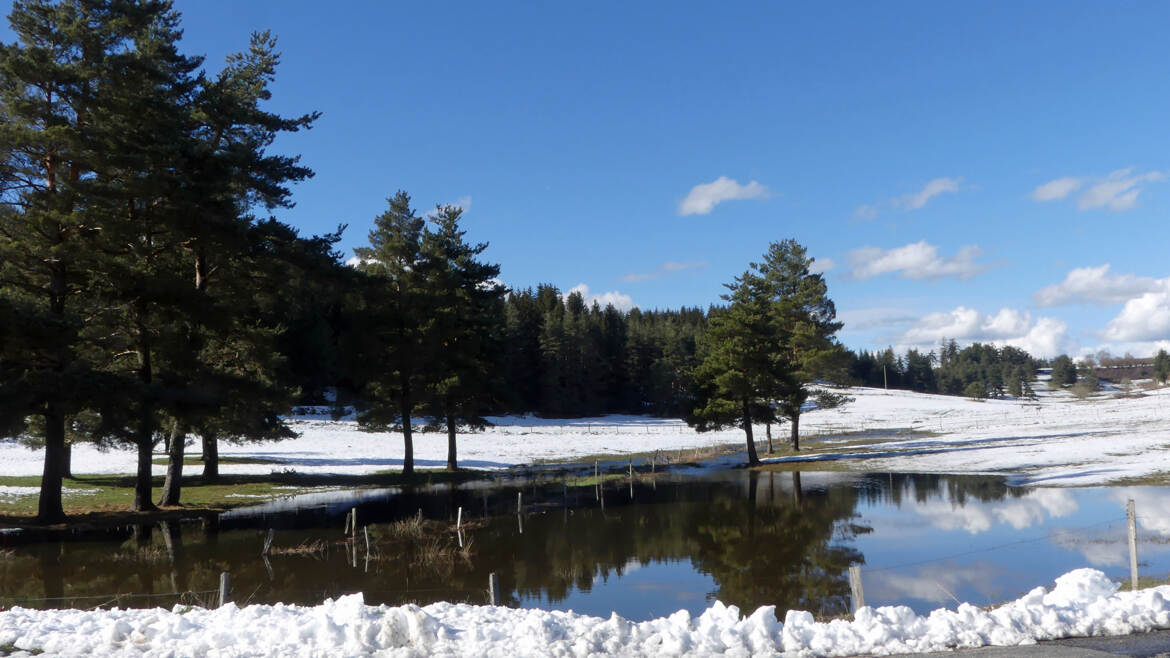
[1133,574,1170,589]
[0,468,489,523]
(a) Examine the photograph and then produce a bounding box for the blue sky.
[6,1,1170,358]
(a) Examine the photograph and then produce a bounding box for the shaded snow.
[1,569,1168,657]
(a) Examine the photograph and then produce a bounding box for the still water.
[1,470,1166,621]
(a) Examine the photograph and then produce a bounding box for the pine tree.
[156,32,318,505]
[347,192,429,475]
[1050,355,1076,389]
[76,0,204,511]
[690,267,785,466]
[0,0,164,522]
[1154,349,1170,386]
[761,241,846,451]
[1006,366,1023,398]
[418,204,506,469]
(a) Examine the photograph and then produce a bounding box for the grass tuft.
[269,539,332,559]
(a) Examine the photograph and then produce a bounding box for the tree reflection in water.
[2,470,1041,619]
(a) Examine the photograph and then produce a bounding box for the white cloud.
[1032,168,1166,211]
[677,176,769,216]
[1101,280,1170,343]
[808,257,836,275]
[1079,168,1165,211]
[847,241,988,281]
[854,177,963,220]
[1030,177,1083,202]
[620,261,707,283]
[892,177,963,210]
[1034,264,1161,307]
[1078,339,1170,361]
[565,283,636,312]
[452,195,472,212]
[898,306,1070,358]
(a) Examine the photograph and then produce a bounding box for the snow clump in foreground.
[2,568,1169,657]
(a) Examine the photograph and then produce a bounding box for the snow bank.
[2,569,1168,657]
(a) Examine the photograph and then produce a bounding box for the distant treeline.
[290,280,707,419]
[846,341,1039,399]
[496,288,706,418]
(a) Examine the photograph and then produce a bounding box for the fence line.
[1,589,219,605]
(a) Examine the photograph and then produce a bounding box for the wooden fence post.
[848,565,865,613]
[488,572,500,605]
[1128,498,1139,592]
[218,572,231,608]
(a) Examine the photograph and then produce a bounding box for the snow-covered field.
[771,382,1170,486]
[2,568,1169,657]
[2,382,1170,487]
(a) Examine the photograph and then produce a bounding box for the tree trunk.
[36,403,67,524]
[789,412,800,451]
[765,421,774,454]
[201,433,219,483]
[400,382,414,476]
[38,244,68,523]
[742,399,760,466]
[134,413,156,511]
[133,326,157,512]
[158,419,185,506]
[445,411,458,471]
[792,470,803,505]
[60,438,72,480]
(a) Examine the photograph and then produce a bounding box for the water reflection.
[2,471,1169,620]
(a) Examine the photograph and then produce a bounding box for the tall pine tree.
[0,0,169,521]
[761,240,846,451]
[690,267,786,466]
[418,204,506,469]
[347,191,429,475]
